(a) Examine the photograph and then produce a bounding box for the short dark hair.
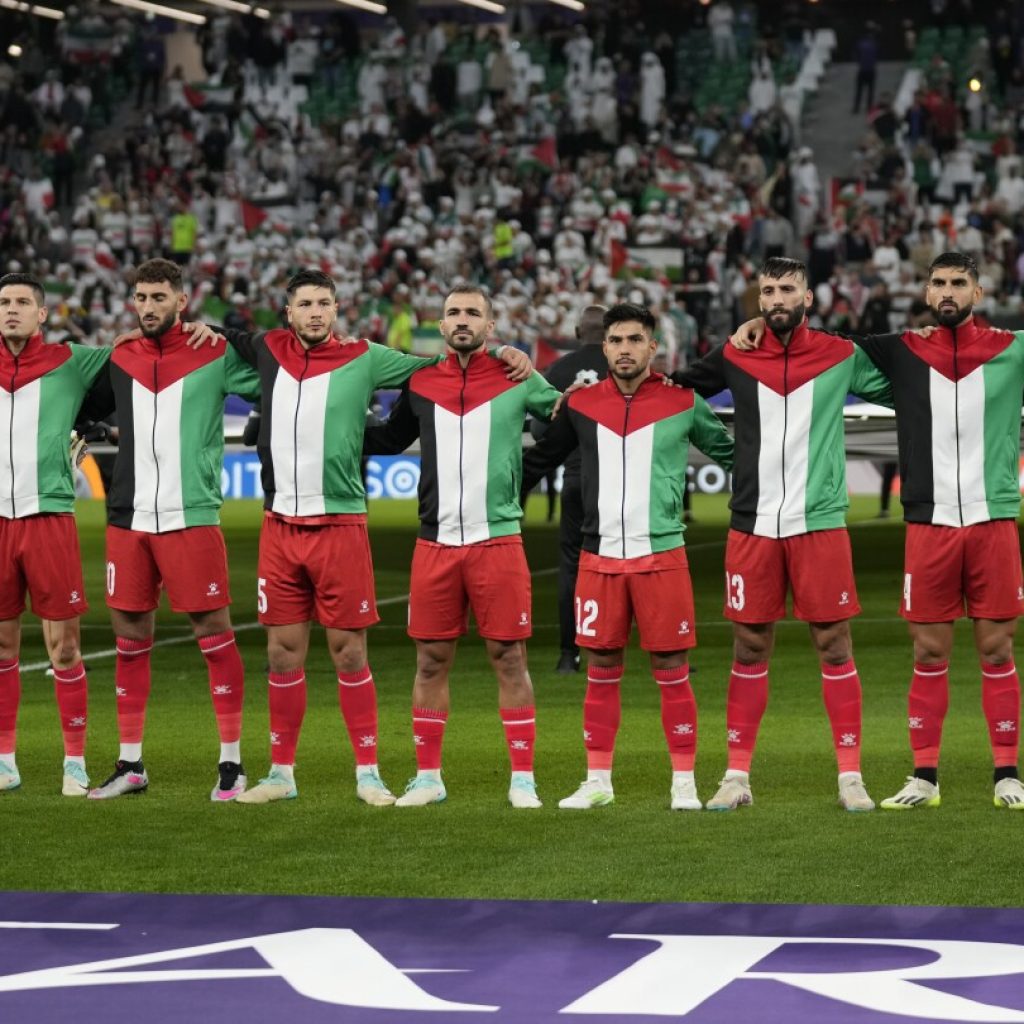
[444,284,493,316]
[758,257,808,283]
[133,258,184,292]
[928,251,979,282]
[603,302,656,334]
[0,273,45,305]
[285,269,337,299]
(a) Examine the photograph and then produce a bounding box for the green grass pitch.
[4,496,1023,907]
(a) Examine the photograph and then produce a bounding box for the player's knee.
[49,638,82,668]
[416,643,453,681]
[977,637,1015,666]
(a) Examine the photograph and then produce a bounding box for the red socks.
[583,664,622,770]
[0,658,20,753]
[412,706,448,771]
[53,661,88,757]
[908,661,949,769]
[268,668,306,764]
[981,661,1020,769]
[337,666,379,766]
[500,705,536,772]
[821,659,863,773]
[654,666,697,771]
[725,661,768,772]
[198,630,244,745]
[115,637,152,745]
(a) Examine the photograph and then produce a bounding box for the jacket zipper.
[458,362,467,544]
[152,350,160,532]
[292,349,309,516]
[620,391,632,557]
[952,324,963,525]
[8,353,17,517]
[777,343,789,538]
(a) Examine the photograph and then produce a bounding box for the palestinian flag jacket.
[222,329,436,517]
[674,322,892,539]
[0,333,110,518]
[94,325,260,532]
[521,374,734,558]
[856,320,1024,526]
[364,349,560,545]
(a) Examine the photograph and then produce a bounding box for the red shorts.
[409,537,531,641]
[0,514,87,621]
[575,548,696,652]
[901,520,1024,622]
[724,528,860,623]
[258,513,378,629]
[106,525,231,613]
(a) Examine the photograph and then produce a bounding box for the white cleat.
[880,776,940,810]
[558,778,614,810]
[395,774,446,807]
[0,760,21,792]
[706,775,753,811]
[356,767,396,806]
[838,775,875,812]
[62,760,89,797]
[994,777,1024,810]
[670,777,702,811]
[235,767,297,804]
[508,776,542,809]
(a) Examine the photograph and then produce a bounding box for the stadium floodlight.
[196,0,270,17]
[330,0,388,14]
[7,43,22,56]
[458,0,507,13]
[109,0,207,24]
[548,0,585,9]
[0,0,64,19]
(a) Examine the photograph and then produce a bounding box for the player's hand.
[183,321,224,348]
[497,345,533,381]
[70,430,88,468]
[730,317,766,350]
[112,328,142,347]
[551,379,595,417]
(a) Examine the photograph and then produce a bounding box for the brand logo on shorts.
[678,620,690,635]
[838,592,849,606]
[69,590,80,604]
[360,600,370,613]
[519,612,529,626]
[207,582,221,597]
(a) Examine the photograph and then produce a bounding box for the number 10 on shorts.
[576,597,598,637]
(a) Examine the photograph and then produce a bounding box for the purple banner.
[1,892,1023,1022]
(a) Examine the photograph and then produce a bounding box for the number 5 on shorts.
[257,577,268,614]
[576,596,598,637]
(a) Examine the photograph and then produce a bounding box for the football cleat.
[0,759,21,792]
[670,776,702,811]
[838,775,875,812]
[210,761,247,802]
[880,776,940,810]
[706,775,753,811]
[508,775,542,809]
[356,766,396,806]
[62,760,89,797]
[994,777,1024,810]
[88,760,148,800]
[235,766,296,804]
[395,774,446,807]
[558,778,614,810]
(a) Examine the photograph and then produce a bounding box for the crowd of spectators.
[1,0,1023,369]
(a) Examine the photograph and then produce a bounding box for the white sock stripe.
[199,638,235,655]
[731,669,768,679]
[502,717,535,725]
[982,666,1017,678]
[337,675,373,688]
[117,645,153,657]
[268,677,305,688]
[656,676,690,686]
[412,716,447,724]
[822,669,858,681]
[54,668,87,684]
[0,661,18,672]
[587,676,622,684]
[914,666,948,676]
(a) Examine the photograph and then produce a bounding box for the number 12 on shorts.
[575,596,598,637]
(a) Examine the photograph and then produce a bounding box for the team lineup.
[0,251,1021,812]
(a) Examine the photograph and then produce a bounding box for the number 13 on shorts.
[726,570,745,611]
